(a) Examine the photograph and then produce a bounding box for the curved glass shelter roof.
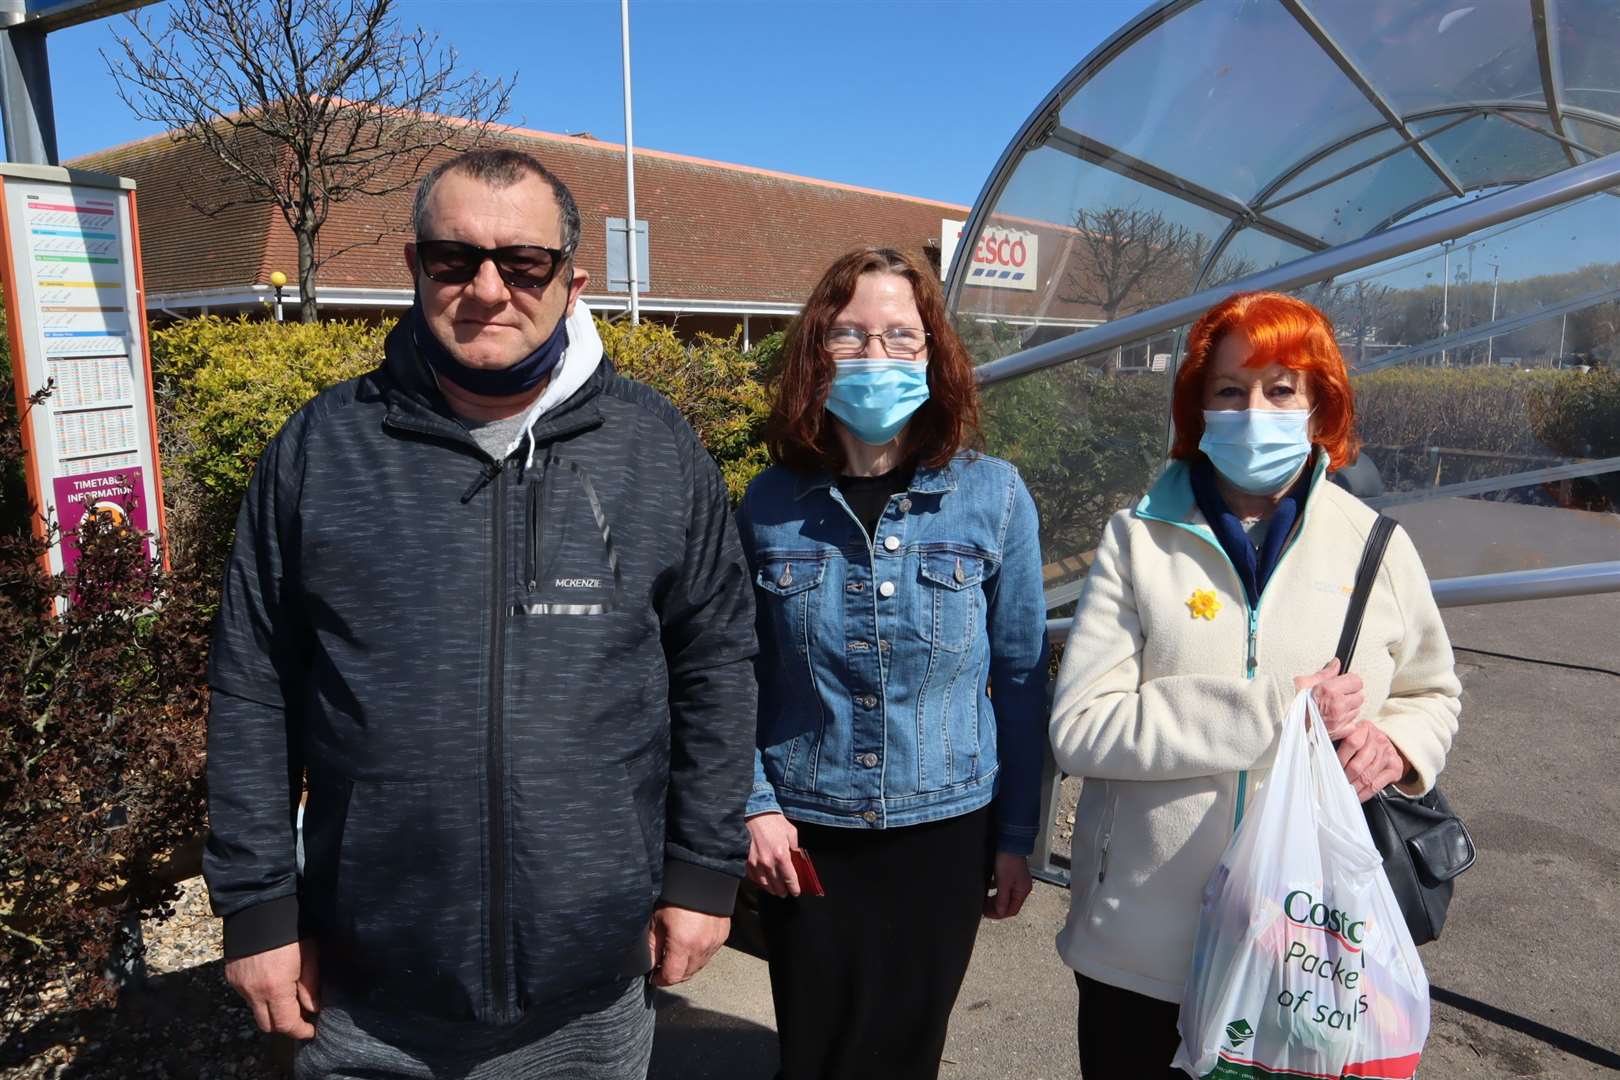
[945,0,1620,616]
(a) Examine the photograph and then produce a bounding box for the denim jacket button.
[898,498,912,512]
[858,693,878,708]
[860,752,879,767]
[878,581,896,598]
[861,810,878,823]
[882,535,900,551]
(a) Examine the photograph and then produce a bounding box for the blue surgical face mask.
[1199,408,1313,493]
[825,359,930,446]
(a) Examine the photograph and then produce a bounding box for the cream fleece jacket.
[1049,457,1461,1003]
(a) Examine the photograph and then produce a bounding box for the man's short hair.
[412,147,581,257]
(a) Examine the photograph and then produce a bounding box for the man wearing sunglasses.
[203,148,758,1078]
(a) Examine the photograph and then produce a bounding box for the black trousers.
[1074,973,1190,1079]
[759,807,992,1080]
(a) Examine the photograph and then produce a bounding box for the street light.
[269,270,287,322]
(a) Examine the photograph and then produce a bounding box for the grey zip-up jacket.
[203,310,758,1025]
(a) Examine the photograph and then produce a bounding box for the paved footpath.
[651,594,1620,1079]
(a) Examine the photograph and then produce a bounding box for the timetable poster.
[52,467,149,578]
[1,164,165,587]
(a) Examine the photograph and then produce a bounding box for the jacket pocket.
[754,555,826,657]
[1082,783,1119,921]
[507,749,662,1011]
[312,773,488,1021]
[918,548,990,653]
[517,457,620,615]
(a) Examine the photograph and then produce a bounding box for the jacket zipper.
[487,460,510,1012]
[1096,790,1117,883]
[1136,495,1313,834]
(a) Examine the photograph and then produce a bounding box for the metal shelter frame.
[943,0,1620,885]
[945,0,1620,648]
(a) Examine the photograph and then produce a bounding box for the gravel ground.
[1,876,284,1080]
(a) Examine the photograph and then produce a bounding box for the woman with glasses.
[734,247,1050,1080]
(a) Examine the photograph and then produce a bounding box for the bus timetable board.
[0,162,166,581]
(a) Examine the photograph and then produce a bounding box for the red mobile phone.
[789,847,826,897]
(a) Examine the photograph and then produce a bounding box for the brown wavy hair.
[765,247,981,472]
[1171,290,1360,470]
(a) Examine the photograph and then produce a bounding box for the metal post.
[742,314,751,351]
[1030,741,1069,887]
[620,0,640,325]
[1440,241,1451,366]
[1487,262,1500,364]
[971,149,1620,389]
[0,3,58,165]
[1558,311,1567,362]
[1356,281,1367,367]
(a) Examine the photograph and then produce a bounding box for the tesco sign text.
[941,219,1038,292]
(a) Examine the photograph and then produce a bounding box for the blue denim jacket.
[735,452,1050,855]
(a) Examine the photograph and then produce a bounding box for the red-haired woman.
[735,248,1050,1079]
[1048,291,1461,1077]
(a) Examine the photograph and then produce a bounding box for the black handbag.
[1336,515,1475,946]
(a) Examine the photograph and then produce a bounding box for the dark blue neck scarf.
[411,304,568,397]
[1190,454,1312,608]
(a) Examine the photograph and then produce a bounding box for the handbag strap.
[1335,515,1397,674]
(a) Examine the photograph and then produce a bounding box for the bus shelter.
[943,0,1620,881]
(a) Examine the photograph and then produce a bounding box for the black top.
[837,462,915,539]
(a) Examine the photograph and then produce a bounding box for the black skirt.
[759,806,992,1080]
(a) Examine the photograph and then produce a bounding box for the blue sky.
[51,0,1146,207]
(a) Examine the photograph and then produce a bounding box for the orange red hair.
[1171,291,1359,470]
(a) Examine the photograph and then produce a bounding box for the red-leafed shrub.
[1,367,213,1043]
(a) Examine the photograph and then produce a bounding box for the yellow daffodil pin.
[1187,589,1222,621]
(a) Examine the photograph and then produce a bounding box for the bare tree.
[1057,205,1257,371]
[1300,279,1397,367]
[1184,233,1257,292]
[1059,205,1200,325]
[105,0,513,321]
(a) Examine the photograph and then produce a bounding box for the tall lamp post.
[620,0,639,325]
[270,270,287,322]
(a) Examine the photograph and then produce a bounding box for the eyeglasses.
[823,326,930,359]
[414,239,573,290]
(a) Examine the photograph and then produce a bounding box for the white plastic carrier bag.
[1173,689,1430,1079]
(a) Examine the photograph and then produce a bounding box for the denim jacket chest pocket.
[917,548,992,653]
[754,554,828,658]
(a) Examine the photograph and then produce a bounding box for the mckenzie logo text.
[554,578,603,590]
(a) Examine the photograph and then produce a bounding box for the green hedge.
[594,320,772,502]
[151,316,391,571]
[1353,366,1620,505]
[152,316,779,574]
[982,364,1169,569]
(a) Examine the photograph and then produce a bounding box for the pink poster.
[51,466,148,579]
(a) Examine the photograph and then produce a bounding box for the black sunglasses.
[414,239,572,290]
